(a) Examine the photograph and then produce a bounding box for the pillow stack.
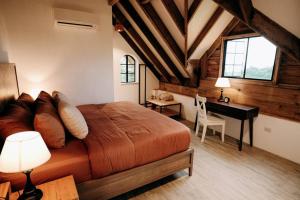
[52,91,88,140]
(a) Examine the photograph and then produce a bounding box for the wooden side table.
[10,175,79,200]
[0,182,10,200]
[146,99,182,118]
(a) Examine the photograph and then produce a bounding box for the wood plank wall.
[160,22,300,122]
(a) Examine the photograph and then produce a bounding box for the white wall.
[158,90,300,164]
[113,31,159,104]
[0,0,114,105]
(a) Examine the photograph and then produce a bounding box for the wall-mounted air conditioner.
[53,8,99,29]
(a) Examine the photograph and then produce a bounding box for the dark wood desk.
[194,99,259,151]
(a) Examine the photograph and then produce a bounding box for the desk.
[146,99,181,118]
[194,99,259,151]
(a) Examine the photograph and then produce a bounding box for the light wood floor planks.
[113,121,300,200]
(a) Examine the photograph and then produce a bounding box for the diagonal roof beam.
[113,6,172,82]
[120,0,186,85]
[213,0,300,62]
[188,0,202,22]
[113,18,161,80]
[188,7,224,58]
[138,1,185,66]
[162,0,185,35]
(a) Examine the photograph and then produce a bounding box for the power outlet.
[264,127,272,133]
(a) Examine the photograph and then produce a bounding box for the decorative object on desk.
[215,78,231,102]
[158,92,174,101]
[0,131,51,200]
[224,97,230,103]
[151,89,158,99]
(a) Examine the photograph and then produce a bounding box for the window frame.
[220,33,278,82]
[120,55,136,83]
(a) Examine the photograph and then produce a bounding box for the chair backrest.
[196,94,207,120]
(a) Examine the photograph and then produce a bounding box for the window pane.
[127,56,135,64]
[121,65,127,73]
[120,56,126,65]
[121,74,127,83]
[224,38,247,77]
[245,37,276,80]
[128,65,135,73]
[128,74,135,82]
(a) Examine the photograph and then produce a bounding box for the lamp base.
[217,88,225,102]
[18,188,43,200]
[18,170,43,200]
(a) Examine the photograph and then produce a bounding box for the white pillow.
[58,101,88,139]
[52,91,71,104]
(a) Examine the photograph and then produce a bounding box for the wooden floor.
[113,121,300,200]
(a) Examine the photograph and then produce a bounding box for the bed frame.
[0,63,194,200]
[77,148,194,200]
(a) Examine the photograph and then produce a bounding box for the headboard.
[0,63,19,113]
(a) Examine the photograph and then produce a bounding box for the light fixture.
[115,23,124,32]
[0,131,51,200]
[215,78,231,102]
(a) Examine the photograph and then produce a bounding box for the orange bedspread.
[78,101,191,179]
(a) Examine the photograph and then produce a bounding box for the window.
[222,36,277,81]
[120,55,135,83]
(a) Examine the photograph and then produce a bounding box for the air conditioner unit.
[53,8,99,29]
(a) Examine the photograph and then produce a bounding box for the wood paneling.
[160,21,300,122]
[120,0,186,85]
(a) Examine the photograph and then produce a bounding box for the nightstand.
[0,182,10,200]
[10,175,79,200]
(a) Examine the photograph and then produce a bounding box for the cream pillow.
[58,101,88,139]
[52,91,71,104]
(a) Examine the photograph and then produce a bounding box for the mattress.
[79,101,191,179]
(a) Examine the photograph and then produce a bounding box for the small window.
[120,55,135,83]
[222,36,277,81]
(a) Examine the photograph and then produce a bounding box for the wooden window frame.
[120,55,136,83]
[219,33,280,85]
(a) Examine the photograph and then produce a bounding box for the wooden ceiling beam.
[162,0,185,35]
[120,0,186,85]
[113,18,161,80]
[213,0,300,62]
[108,0,119,6]
[138,1,185,66]
[188,0,202,22]
[113,6,172,83]
[206,17,240,58]
[188,7,224,59]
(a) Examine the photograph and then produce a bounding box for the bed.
[0,63,194,200]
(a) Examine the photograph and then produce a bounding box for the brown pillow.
[34,91,65,148]
[0,100,34,140]
[18,93,35,110]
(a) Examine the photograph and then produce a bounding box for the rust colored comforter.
[78,101,191,179]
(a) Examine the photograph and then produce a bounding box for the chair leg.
[201,125,207,143]
[195,121,200,136]
[221,124,225,142]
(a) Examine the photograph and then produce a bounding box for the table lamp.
[215,78,231,102]
[0,131,51,200]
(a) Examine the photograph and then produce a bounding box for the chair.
[195,94,225,143]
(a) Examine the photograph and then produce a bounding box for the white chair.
[195,94,225,143]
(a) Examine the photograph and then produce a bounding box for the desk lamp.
[215,78,231,102]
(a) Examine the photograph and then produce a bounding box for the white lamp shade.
[215,78,231,88]
[0,131,51,173]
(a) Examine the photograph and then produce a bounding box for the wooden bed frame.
[77,148,194,200]
[0,63,194,200]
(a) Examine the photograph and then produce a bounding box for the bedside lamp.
[215,78,231,102]
[0,131,51,200]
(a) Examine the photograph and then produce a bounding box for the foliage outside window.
[120,55,135,83]
[222,36,277,81]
